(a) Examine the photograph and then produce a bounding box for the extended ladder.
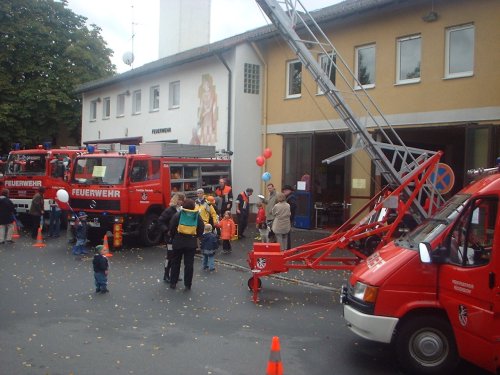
[256,0,444,220]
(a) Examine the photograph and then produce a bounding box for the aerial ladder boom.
[256,0,444,220]
[247,0,445,302]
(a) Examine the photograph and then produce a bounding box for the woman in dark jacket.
[158,192,185,283]
[0,189,16,244]
[168,198,204,290]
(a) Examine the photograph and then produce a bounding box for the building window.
[150,86,160,111]
[90,100,97,121]
[318,52,336,94]
[117,94,125,117]
[102,97,111,119]
[286,60,302,98]
[169,81,180,109]
[445,24,474,79]
[355,44,376,89]
[396,35,421,84]
[244,63,260,94]
[132,90,141,115]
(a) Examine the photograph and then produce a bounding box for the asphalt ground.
[0,226,488,375]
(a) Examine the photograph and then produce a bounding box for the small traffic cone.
[102,234,113,257]
[12,221,20,239]
[266,336,284,375]
[32,227,46,248]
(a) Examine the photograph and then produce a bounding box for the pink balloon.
[256,156,265,166]
[263,148,272,159]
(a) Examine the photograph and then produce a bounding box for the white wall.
[230,43,263,204]
[81,42,264,211]
[82,57,228,150]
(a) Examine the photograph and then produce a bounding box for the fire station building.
[76,0,500,225]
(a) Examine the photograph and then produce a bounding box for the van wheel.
[396,315,459,375]
[140,213,161,247]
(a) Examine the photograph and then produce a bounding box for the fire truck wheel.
[247,277,262,291]
[396,315,459,375]
[140,213,162,247]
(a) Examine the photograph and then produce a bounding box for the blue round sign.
[431,163,455,194]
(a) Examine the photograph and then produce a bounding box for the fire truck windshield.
[396,194,471,250]
[5,153,47,176]
[72,157,126,185]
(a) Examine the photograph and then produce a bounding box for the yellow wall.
[259,134,283,193]
[257,0,499,218]
[260,0,500,126]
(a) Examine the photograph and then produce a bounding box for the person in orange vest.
[236,188,253,238]
[215,178,233,216]
[218,211,236,254]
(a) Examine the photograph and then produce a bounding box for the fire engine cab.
[341,162,500,374]
[69,143,230,246]
[3,144,82,218]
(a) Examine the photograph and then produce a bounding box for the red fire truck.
[341,164,500,374]
[3,145,83,219]
[68,143,230,246]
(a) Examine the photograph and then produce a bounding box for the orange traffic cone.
[266,336,284,375]
[32,227,46,248]
[102,234,113,257]
[12,221,20,239]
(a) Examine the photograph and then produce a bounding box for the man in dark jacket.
[158,192,185,283]
[29,186,45,239]
[0,189,16,244]
[235,188,253,238]
[168,198,204,290]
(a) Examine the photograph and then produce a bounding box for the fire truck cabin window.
[448,197,497,267]
[130,160,149,183]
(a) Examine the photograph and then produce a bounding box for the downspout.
[250,41,268,192]
[215,53,232,153]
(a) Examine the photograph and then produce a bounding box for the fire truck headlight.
[114,216,124,224]
[353,282,379,303]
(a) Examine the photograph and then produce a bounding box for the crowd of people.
[154,178,298,291]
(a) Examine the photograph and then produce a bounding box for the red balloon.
[263,148,272,159]
[256,156,265,166]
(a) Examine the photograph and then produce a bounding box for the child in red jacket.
[218,211,236,254]
[255,202,268,243]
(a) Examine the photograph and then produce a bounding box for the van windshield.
[72,157,126,185]
[395,194,471,250]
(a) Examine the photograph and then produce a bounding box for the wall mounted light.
[96,97,102,103]
[422,11,438,22]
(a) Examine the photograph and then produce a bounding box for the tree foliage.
[0,0,115,153]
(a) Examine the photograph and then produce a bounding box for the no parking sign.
[431,163,455,194]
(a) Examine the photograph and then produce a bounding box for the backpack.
[177,209,199,236]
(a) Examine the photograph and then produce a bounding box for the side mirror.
[419,242,432,263]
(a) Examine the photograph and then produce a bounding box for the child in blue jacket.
[72,212,88,255]
[200,223,218,272]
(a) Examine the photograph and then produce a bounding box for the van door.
[438,196,499,372]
